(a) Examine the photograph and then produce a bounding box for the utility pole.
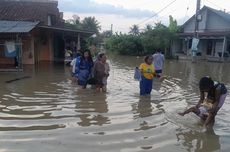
[110,24,113,35]
[195,0,201,38]
[192,0,201,62]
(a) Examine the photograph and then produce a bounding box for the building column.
[77,33,81,51]
[49,33,54,61]
[221,37,227,60]
[31,36,35,64]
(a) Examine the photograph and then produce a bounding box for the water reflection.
[176,128,220,152]
[0,57,229,152]
[76,92,110,127]
[132,97,153,119]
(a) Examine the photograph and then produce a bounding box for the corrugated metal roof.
[0,20,39,33]
[207,6,230,23]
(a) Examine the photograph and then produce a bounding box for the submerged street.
[0,55,229,152]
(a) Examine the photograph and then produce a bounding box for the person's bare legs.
[203,112,215,128]
[178,106,199,116]
[96,85,102,92]
[102,85,107,92]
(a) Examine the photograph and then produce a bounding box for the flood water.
[0,55,229,152]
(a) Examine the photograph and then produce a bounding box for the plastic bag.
[134,67,141,81]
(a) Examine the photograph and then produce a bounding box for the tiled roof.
[0,0,61,26]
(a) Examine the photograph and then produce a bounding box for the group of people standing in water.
[70,49,110,92]
[135,50,228,130]
[70,49,228,130]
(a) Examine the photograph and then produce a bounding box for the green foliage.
[169,15,179,33]
[105,16,179,57]
[64,15,101,33]
[64,15,103,49]
[105,34,143,55]
[81,17,101,34]
[129,24,140,36]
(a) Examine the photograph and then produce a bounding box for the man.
[152,50,165,77]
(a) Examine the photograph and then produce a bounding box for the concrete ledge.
[0,68,23,72]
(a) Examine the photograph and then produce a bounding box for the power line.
[131,0,155,8]
[205,0,224,10]
[137,0,177,26]
[182,0,191,24]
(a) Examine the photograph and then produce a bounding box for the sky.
[58,0,230,33]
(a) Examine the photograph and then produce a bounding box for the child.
[178,98,213,120]
[139,55,155,96]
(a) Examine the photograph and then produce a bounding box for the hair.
[144,55,153,63]
[156,49,161,53]
[99,53,105,59]
[82,49,93,63]
[199,76,214,91]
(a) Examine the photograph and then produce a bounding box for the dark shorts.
[155,69,162,77]
[155,69,162,74]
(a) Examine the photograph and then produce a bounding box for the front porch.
[172,33,230,62]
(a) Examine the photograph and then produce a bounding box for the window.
[48,15,57,26]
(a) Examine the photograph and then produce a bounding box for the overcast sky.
[58,0,230,33]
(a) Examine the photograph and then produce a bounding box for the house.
[0,0,95,71]
[172,6,230,62]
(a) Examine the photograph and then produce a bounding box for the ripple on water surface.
[0,59,229,152]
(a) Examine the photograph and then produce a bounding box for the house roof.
[206,6,230,23]
[0,0,61,26]
[179,31,230,38]
[181,6,230,29]
[0,1,95,36]
[0,20,39,33]
[38,25,96,37]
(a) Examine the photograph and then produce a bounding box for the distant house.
[0,0,95,70]
[172,6,230,61]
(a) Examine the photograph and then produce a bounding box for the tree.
[81,17,101,34]
[145,24,153,31]
[154,22,167,29]
[168,15,178,33]
[65,14,82,29]
[105,16,179,57]
[129,24,140,36]
[101,30,112,38]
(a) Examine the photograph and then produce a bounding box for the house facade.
[172,6,230,61]
[0,0,94,70]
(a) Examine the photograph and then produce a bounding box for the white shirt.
[70,58,77,73]
[152,53,165,70]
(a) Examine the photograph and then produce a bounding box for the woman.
[93,53,110,92]
[75,49,94,89]
[179,76,227,129]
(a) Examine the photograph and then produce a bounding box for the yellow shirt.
[139,63,155,80]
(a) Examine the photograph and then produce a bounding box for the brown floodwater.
[0,55,229,152]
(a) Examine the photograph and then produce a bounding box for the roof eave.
[38,25,96,36]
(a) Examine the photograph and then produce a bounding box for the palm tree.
[81,17,101,34]
[145,24,153,31]
[65,14,82,29]
[129,24,140,35]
